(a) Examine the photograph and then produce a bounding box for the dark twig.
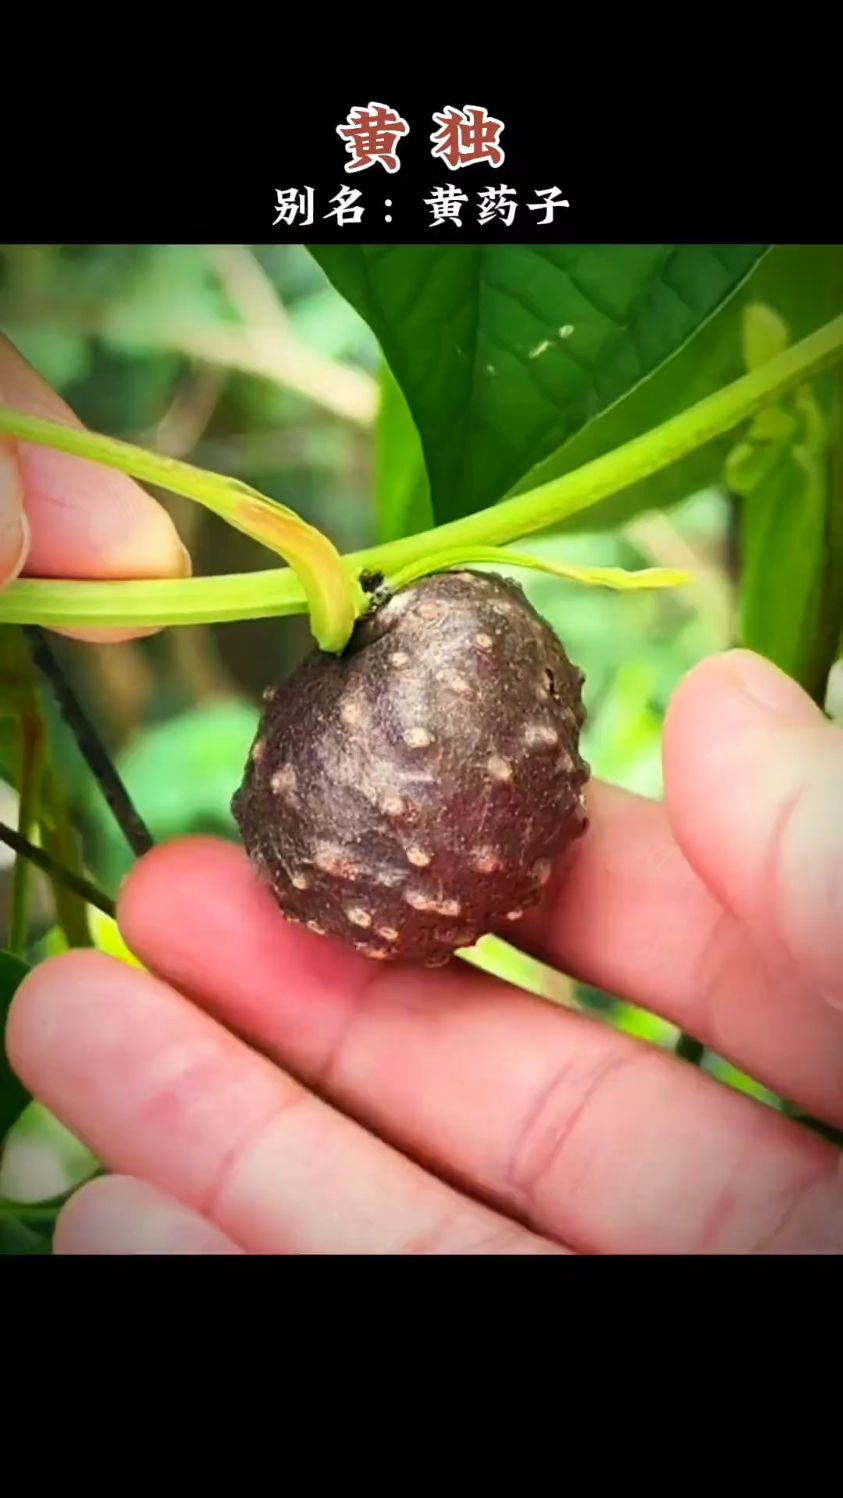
[23,627,154,858]
[0,821,116,920]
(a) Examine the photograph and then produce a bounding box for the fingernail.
[0,441,30,584]
[177,541,192,578]
[720,649,819,724]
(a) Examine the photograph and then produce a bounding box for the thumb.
[662,649,843,1010]
[0,439,30,588]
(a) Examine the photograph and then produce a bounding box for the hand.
[0,334,188,637]
[6,647,843,1254]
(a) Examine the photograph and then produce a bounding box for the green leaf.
[728,302,843,701]
[509,244,843,535]
[0,950,31,1139]
[0,1100,98,1204]
[374,361,432,542]
[309,244,768,523]
[0,1213,53,1255]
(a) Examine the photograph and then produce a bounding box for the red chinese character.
[430,105,505,169]
[336,102,409,174]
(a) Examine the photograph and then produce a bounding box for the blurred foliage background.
[4,242,835,1230]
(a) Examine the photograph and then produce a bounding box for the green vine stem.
[38,766,93,948]
[383,545,690,596]
[9,709,44,957]
[0,414,365,651]
[674,1031,705,1067]
[1,311,843,633]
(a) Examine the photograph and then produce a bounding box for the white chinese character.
[424,184,469,227]
[527,188,570,224]
[273,187,315,227]
[324,185,365,225]
[477,184,517,226]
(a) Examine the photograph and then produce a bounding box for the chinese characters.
[430,105,505,169]
[272,104,569,229]
[273,183,569,228]
[335,102,505,173]
[336,102,409,174]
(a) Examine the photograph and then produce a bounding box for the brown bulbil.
[232,569,590,964]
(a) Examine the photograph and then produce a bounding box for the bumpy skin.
[232,570,590,965]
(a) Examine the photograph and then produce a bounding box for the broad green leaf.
[0,951,31,1139]
[509,244,843,535]
[309,244,768,523]
[374,361,432,541]
[727,302,843,701]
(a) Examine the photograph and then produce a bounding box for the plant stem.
[39,766,93,948]
[9,709,44,957]
[3,310,843,633]
[24,628,154,859]
[0,821,116,921]
[0,410,363,650]
[675,1031,705,1067]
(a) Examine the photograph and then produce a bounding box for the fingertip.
[54,1175,243,1255]
[5,949,128,1093]
[662,648,843,999]
[665,648,823,750]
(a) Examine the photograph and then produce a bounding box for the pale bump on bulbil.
[314,844,362,880]
[404,726,433,749]
[417,600,443,621]
[486,754,512,782]
[524,724,559,749]
[340,698,366,727]
[346,906,372,928]
[270,765,298,798]
[232,568,590,966]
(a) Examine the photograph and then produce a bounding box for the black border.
[6,92,841,242]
